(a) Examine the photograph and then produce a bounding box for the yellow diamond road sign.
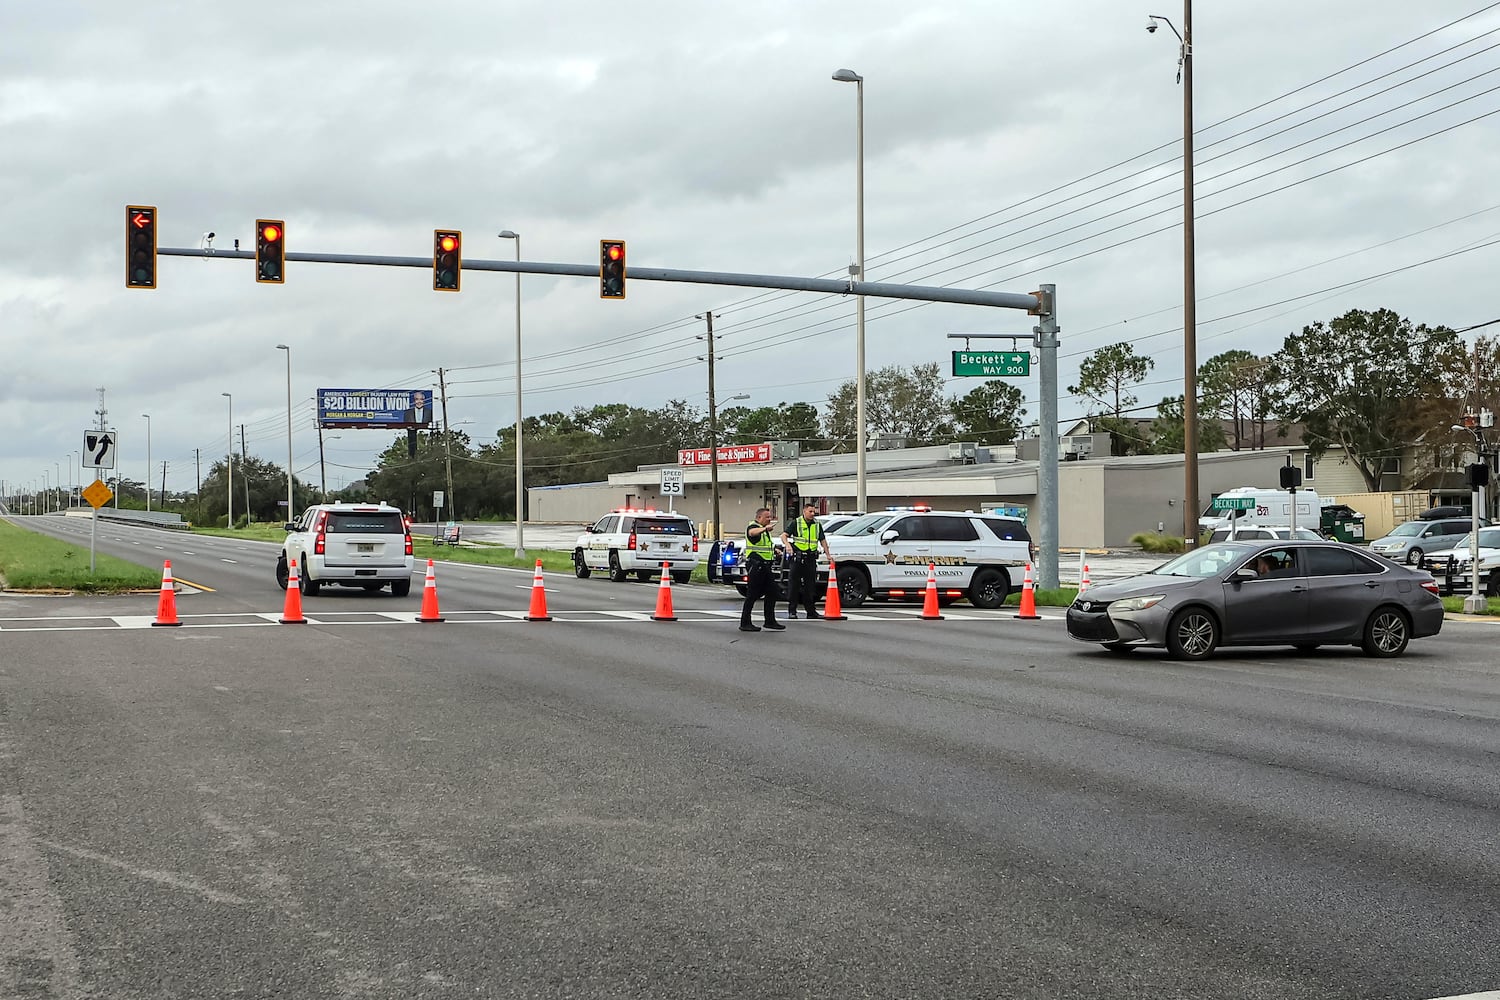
[82,479,113,509]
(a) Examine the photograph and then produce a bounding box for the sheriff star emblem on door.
[883,550,899,564]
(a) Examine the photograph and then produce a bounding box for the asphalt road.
[2,515,1498,999]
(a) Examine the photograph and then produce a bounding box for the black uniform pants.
[740,558,777,626]
[787,552,820,616]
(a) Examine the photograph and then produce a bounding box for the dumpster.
[1322,504,1366,543]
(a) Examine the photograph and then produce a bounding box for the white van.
[1198,486,1322,535]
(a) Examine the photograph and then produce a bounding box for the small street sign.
[1210,496,1256,511]
[951,350,1030,377]
[82,479,113,509]
[660,468,684,496]
[83,430,117,469]
[433,490,445,509]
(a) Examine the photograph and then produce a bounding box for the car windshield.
[830,513,894,536]
[1388,522,1425,537]
[1452,527,1500,550]
[1150,543,1252,578]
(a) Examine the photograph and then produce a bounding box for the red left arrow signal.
[131,211,152,229]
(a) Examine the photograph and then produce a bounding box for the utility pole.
[195,448,201,500]
[700,311,722,540]
[438,367,455,522]
[319,424,329,502]
[1034,284,1060,590]
[239,424,252,524]
[161,461,168,508]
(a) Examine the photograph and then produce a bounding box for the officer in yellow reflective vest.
[739,507,785,632]
[781,502,832,619]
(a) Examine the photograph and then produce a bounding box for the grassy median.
[0,520,159,592]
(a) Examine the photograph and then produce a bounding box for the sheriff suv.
[826,506,1034,609]
[277,502,414,596]
[573,508,700,584]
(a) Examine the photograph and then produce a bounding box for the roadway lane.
[1,564,1498,998]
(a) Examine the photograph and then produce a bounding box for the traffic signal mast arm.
[153,245,1045,311]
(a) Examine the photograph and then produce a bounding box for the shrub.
[1132,532,1186,553]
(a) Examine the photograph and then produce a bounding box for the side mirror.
[880,529,900,544]
[1231,567,1258,581]
[283,523,296,532]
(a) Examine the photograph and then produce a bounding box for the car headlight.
[1112,595,1165,612]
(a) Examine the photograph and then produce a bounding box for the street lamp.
[141,414,151,512]
[832,67,868,514]
[1147,5,1199,544]
[276,344,294,523]
[498,229,526,557]
[222,392,234,528]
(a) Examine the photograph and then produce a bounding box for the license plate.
[356,543,375,553]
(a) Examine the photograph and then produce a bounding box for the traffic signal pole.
[154,247,1044,312]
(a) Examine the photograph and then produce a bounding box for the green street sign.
[951,350,1030,377]
[1210,496,1256,511]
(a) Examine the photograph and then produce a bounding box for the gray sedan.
[1065,541,1444,660]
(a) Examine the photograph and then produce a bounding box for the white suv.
[573,508,700,584]
[826,506,1034,609]
[278,502,414,596]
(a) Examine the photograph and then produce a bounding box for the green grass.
[1132,533,1187,554]
[1003,586,1079,609]
[193,523,288,542]
[1441,594,1500,615]
[0,520,160,592]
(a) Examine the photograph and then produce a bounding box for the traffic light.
[1469,462,1491,489]
[256,219,285,284]
[126,205,157,289]
[433,230,461,291]
[600,240,626,298]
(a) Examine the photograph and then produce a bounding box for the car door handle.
[1364,581,1380,588]
[1291,585,1307,592]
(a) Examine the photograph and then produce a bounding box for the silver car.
[1066,540,1444,660]
[1367,518,1471,565]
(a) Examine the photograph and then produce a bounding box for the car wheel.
[1102,643,1134,655]
[300,565,321,596]
[836,565,870,608]
[608,552,628,583]
[1405,548,1423,566]
[1361,606,1410,657]
[573,549,591,579]
[734,584,749,597]
[671,570,692,585]
[275,558,289,591]
[391,578,412,598]
[967,568,1008,610]
[1487,569,1500,598]
[1165,607,1218,661]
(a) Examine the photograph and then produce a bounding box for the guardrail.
[61,507,191,531]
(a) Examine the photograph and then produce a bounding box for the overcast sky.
[4,1,1499,499]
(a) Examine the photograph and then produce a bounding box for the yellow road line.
[173,577,215,593]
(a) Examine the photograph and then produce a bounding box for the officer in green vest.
[739,507,785,632]
[781,501,832,619]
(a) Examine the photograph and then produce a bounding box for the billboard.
[318,388,434,429]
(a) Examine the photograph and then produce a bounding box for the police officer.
[739,507,785,633]
[781,501,832,619]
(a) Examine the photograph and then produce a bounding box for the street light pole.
[833,68,868,513]
[276,344,294,522]
[1148,4,1199,544]
[141,414,151,512]
[498,230,525,557]
[222,392,233,528]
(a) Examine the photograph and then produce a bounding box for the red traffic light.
[439,235,458,253]
[126,204,157,289]
[256,218,286,284]
[607,244,623,261]
[600,239,626,299]
[433,230,462,292]
[261,224,281,243]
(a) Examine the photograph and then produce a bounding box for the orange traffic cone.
[417,559,444,623]
[821,560,847,621]
[1015,562,1041,620]
[919,563,945,620]
[651,561,678,622]
[151,559,182,627]
[279,558,307,624]
[1079,563,1092,595]
[525,558,552,622]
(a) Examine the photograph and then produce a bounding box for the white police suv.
[573,507,700,584]
[277,502,414,596]
[825,506,1034,609]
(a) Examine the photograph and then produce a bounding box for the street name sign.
[951,350,1030,377]
[1210,496,1256,511]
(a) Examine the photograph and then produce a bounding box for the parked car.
[1065,540,1443,659]
[1367,518,1472,565]
[1205,526,1324,544]
[1419,526,1500,596]
[573,508,700,584]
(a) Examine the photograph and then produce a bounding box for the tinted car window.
[326,512,404,534]
[924,515,979,542]
[1439,520,1470,535]
[1252,547,1301,578]
[888,516,930,541]
[635,517,692,536]
[832,513,894,536]
[593,516,617,533]
[1303,546,1364,577]
[980,518,1031,543]
[1348,549,1389,573]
